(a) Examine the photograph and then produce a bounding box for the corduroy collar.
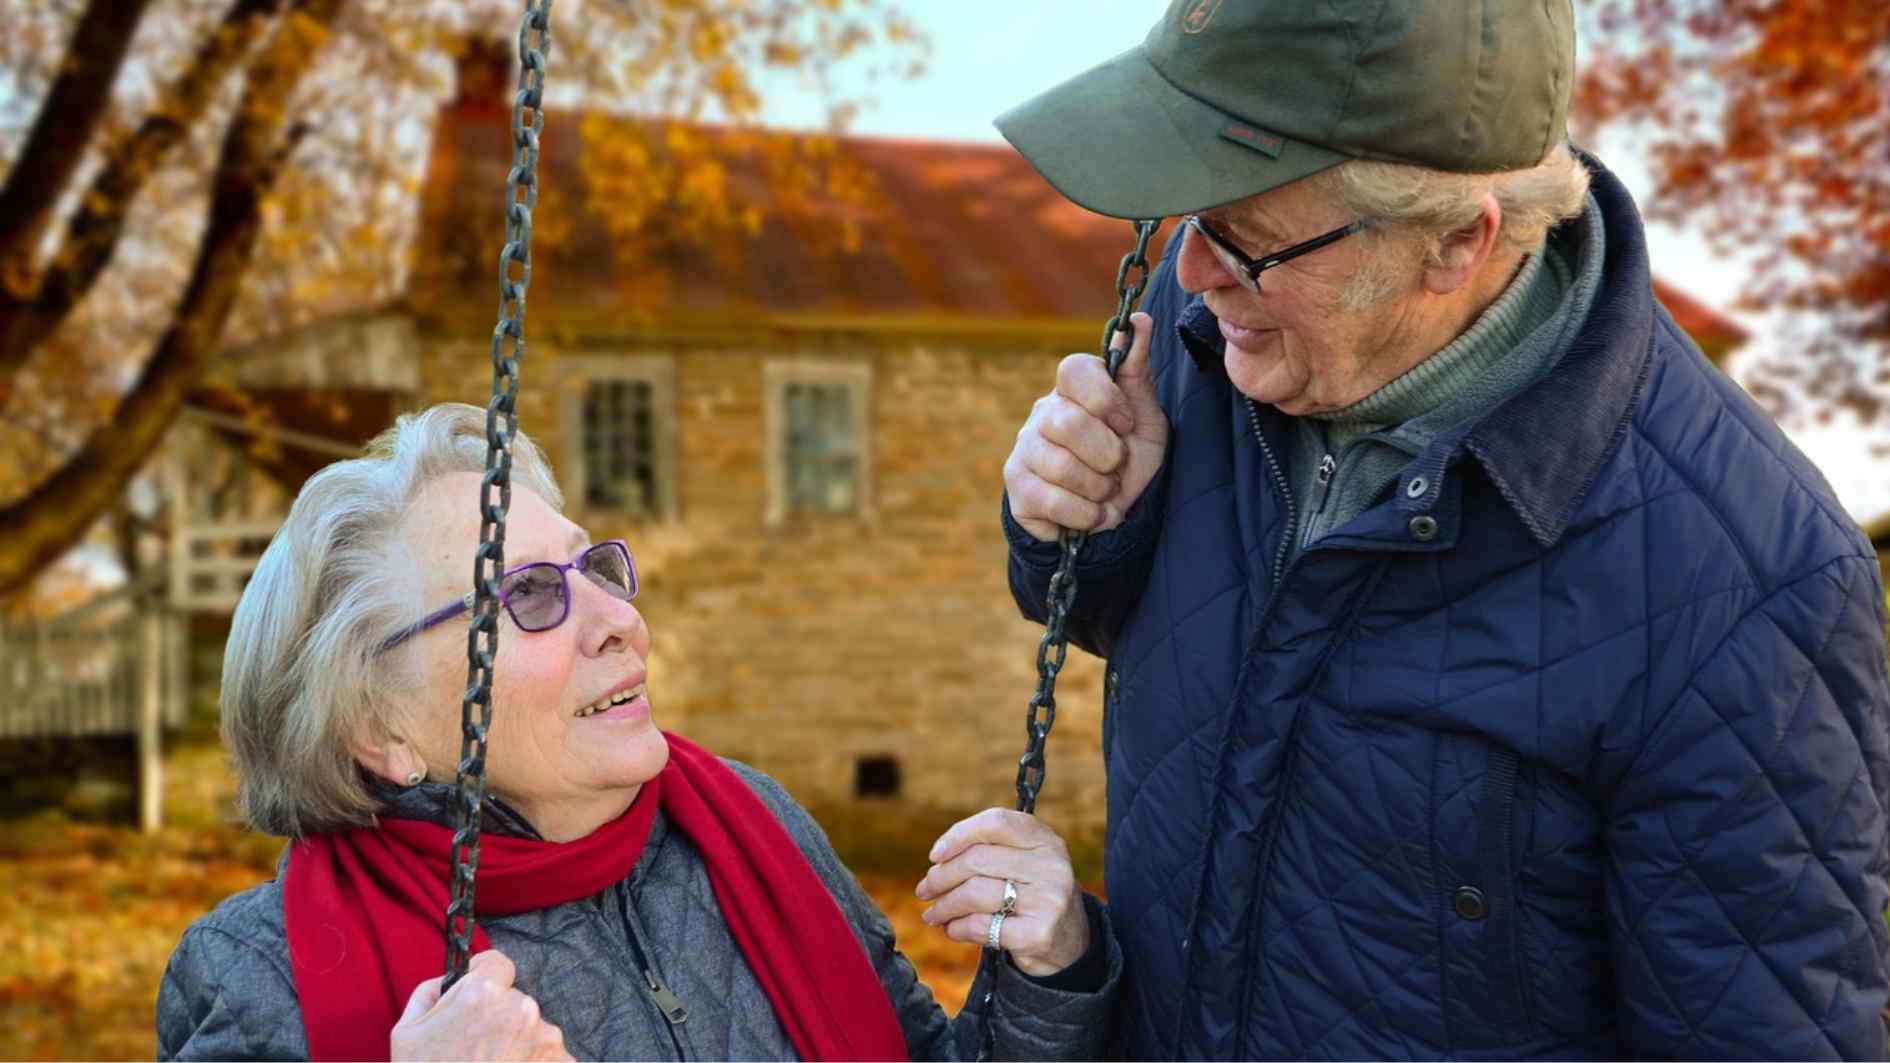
[1458,153,1653,548]
[1177,150,1653,550]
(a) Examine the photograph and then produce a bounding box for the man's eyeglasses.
[379,540,638,653]
[1185,214,1367,294]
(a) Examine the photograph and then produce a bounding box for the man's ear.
[1423,193,1503,296]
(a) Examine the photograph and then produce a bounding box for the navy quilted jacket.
[1004,157,1890,1059]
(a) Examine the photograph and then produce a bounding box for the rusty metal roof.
[410,97,1747,349]
[410,108,1174,330]
[1649,278,1748,348]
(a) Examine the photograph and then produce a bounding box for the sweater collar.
[371,776,546,840]
[1314,242,1559,433]
[1179,151,1653,549]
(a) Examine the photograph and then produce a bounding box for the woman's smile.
[573,683,651,722]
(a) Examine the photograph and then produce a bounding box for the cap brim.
[995,47,1351,220]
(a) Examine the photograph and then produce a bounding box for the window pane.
[781,379,860,514]
[581,378,657,514]
[826,456,857,511]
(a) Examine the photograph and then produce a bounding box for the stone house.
[167,45,1755,837]
[177,50,1161,834]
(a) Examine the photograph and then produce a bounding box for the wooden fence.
[169,519,279,614]
[0,587,188,830]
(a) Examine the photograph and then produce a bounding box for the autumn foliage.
[0,742,984,1060]
[1575,0,1890,424]
[0,0,920,598]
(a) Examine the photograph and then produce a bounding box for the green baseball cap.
[996,0,1575,219]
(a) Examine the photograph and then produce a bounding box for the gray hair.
[221,403,563,836]
[1311,142,1592,308]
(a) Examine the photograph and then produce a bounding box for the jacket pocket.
[1470,745,1531,1023]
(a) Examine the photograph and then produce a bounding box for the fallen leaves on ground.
[0,743,985,1060]
[0,744,279,1061]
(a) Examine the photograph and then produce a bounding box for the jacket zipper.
[613,889,691,1057]
[1224,558,1394,1055]
[1245,398,1297,587]
[1305,421,1337,551]
[641,968,690,1025]
[1179,397,1300,1053]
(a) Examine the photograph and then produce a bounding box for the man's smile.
[1217,318,1275,349]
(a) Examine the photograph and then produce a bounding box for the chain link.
[976,218,1159,1060]
[444,0,552,992]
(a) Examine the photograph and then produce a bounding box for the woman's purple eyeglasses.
[379,540,638,653]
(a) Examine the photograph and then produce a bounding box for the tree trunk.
[0,0,346,597]
[0,0,155,286]
[0,0,286,379]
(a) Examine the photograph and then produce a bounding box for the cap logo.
[1219,122,1285,158]
[1181,0,1224,34]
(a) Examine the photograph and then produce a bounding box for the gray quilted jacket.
[156,760,1119,1060]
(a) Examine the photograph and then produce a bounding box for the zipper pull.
[643,968,689,1025]
[1316,453,1336,488]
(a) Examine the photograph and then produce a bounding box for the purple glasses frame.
[378,540,638,653]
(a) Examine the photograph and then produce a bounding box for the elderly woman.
[156,403,1117,1061]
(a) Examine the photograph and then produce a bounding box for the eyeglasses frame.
[377,539,638,654]
[1184,214,1368,293]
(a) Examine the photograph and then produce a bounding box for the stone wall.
[417,329,1110,837]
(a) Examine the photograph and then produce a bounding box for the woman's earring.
[404,770,424,787]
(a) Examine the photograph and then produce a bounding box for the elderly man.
[997,1,1890,1058]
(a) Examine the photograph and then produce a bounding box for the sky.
[753,2,1758,305]
[3,3,1882,526]
[754,2,1890,523]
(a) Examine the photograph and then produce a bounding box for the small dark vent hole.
[855,755,901,799]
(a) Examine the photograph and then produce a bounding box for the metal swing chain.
[444,0,553,991]
[974,217,1158,1060]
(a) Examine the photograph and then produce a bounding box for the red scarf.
[283,733,908,1062]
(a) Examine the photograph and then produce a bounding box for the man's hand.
[390,949,573,1062]
[1004,311,1168,542]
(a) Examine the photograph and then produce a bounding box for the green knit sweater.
[1284,196,1605,558]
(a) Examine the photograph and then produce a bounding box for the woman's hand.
[916,808,1089,977]
[390,949,573,1062]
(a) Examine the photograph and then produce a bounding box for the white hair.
[1312,142,1592,308]
[221,403,563,836]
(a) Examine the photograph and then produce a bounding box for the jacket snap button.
[1453,885,1488,921]
[1408,515,1439,542]
[1405,476,1428,499]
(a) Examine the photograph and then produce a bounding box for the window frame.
[762,360,874,527]
[560,354,679,522]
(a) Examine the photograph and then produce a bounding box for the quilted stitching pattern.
[1004,162,1890,1060]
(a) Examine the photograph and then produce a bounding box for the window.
[855,755,902,799]
[582,379,656,510]
[561,356,676,520]
[784,381,858,512]
[763,361,872,525]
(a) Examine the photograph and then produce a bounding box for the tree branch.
[0,0,155,287]
[0,0,286,376]
[0,0,346,597]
